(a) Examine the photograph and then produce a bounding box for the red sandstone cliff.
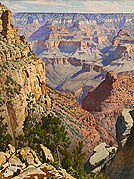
[82,72,134,141]
[82,72,134,113]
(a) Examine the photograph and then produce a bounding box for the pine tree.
[0,116,12,151]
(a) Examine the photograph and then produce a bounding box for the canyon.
[0,3,134,178]
[13,13,134,103]
[0,3,116,160]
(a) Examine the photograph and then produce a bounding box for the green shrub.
[0,116,12,151]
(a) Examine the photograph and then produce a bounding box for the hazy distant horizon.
[14,12,134,15]
[1,0,134,13]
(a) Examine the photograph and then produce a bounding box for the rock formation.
[86,142,117,175]
[112,29,133,47]
[106,109,134,179]
[0,3,46,145]
[82,72,134,112]
[0,144,75,179]
[103,29,134,73]
[82,72,134,142]
[0,3,111,158]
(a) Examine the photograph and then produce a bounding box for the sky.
[1,0,134,13]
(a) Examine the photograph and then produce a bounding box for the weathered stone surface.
[82,72,134,144]
[0,146,75,179]
[0,3,47,144]
[40,144,54,163]
[88,142,116,175]
[3,165,21,178]
[90,143,113,166]
[116,109,134,148]
[106,109,134,179]
[7,144,15,155]
[8,155,25,168]
[17,147,41,167]
[0,152,7,168]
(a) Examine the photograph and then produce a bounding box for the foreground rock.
[86,142,116,175]
[40,144,54,163]
[0,144,75,179]
[106,109,134,179]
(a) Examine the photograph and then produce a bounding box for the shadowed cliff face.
[82,72,118,112]
[106,109,134,179]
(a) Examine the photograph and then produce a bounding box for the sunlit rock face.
[0,144,75,179]
[0,3,46,144]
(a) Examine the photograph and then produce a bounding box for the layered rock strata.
[82,72,134,141]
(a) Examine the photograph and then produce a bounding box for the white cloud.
[10,4,27,10]
[3,0,9,4]
[24,0,73,7]
[1,0,133,12]
[80,0,134,12]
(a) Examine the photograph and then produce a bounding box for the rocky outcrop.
[0,3,46,144]
[0,144,75,179]
[40,144,54,163]
[86,142,116,175]
[112,29,134,47]
[106,109,134,179]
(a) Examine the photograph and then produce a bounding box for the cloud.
[3,0,9,4]
[77,0,134,13]
[1,0,133,12]
[11,4,26,10]
[23,0,73,7]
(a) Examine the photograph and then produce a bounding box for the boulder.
[88,142,117,175]
[7,144,15,155]
[0,144,75,179]
[8,155,25,168]
[3,165,21,178]
[17,147,41,167]
[40,144,54,163]
[0,152,7,168]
